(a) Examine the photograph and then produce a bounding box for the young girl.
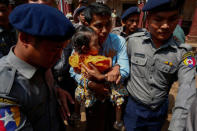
[69,26,127,130]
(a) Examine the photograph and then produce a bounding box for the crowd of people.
[0,0,196,131]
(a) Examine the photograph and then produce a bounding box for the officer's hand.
[56,87,74,121]
[105,65,121,84]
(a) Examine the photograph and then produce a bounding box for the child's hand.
[82,63,105,81]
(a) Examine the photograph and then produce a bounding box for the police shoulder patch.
[0,106,20,130]
[182,52,196,68]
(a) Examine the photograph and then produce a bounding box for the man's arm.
[186,96,197,131]
[45,69,74,121]
[81,35,130,84]
[169,51,196,131]
[105,35,130,84]
[70,66,110,95]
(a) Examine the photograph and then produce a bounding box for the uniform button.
[151,98,154,101]
[150,87,153,90]
[150,76,152,79]
[8,68,12,71]
[136,61,138,63]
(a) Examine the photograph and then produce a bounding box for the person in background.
[125,0,195,131]
[111,8,117,28]
[70,3,129,131]
[112,6,142,39]
[73,6,87,28]
[0,0,17,58]
[73,0,88,23]
[0,4,75,130]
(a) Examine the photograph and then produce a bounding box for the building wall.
[106,0,137,16]
[75,0,137,16]
[182,0,197,35]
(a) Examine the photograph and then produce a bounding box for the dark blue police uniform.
[0,4,75,131]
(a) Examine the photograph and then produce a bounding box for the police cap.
[74,6,86,16]
[9,4,75,40]
[121,7,140,21]
[142,0,185,12]
[79,0,88,4]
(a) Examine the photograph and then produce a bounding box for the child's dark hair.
[71,25,96,54]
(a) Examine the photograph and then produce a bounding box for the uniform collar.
[160,36,177,49]
[6,47,37,79]
[145,32,177,49]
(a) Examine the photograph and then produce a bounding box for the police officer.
[124,0,196,131]
[27,0,77,122]
[111,6,141,39]
[0,4,75,130]
[73,6,87,28]
[0,0,17,58]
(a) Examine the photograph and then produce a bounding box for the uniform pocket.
[156,61,176,74]
[155,60,177,85]
[130,56,147,77]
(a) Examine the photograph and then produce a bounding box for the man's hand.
[56,87,74,121]
[105,64,121,84]
[88,81,110,96]
[82,63,105,81]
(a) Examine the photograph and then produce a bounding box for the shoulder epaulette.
[0,66,16,94]
[178,43,192,51]
[127,28,147,38]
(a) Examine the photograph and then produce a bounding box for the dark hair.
[0,0,9,6]
[83,2,111,24]
[71,25,96,54]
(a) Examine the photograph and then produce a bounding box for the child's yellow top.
[69,53,112,73]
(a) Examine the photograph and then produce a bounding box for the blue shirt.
[70,33,130,87]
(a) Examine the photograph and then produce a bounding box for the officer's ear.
[19,32,35,47]
[146,13,151,28]
[121,20,125,26]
